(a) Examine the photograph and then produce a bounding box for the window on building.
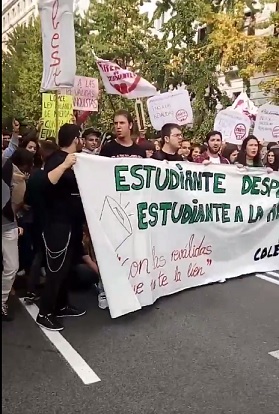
[17,3,20,14]
[3,17,5,27]
[7,13,10,23]
[12,7,15,17]
[23,0,26,10]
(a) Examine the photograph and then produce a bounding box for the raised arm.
[2,119,20,159]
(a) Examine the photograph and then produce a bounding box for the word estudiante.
[114,164,279,198]
[136,201,278,229]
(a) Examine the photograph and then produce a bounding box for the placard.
[214,108,251,144]
[41,93,73,139]
[253,103,279,142]
[60,76,99,112]
[147,90,193,131]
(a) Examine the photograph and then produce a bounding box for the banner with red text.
[74,156,279,318]
[95,57,157,99]
[38,0,76,91]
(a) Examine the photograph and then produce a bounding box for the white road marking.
[268,350,279,360]
[266,271,279,278]
[255,273,279,286]
[19,299,101,385]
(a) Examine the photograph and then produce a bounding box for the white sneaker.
[218,278,226,283]
[98,292,108,310]
[17,270,25,277]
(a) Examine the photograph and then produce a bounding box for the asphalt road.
[2,274,279,414]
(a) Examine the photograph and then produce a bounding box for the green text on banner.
[74,156,279,318]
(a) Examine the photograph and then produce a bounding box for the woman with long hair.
[236,135,263,167]
[265,149,279,171]
[20,136,42,169]
[221,144,238,164]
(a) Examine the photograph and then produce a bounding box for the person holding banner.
[36,124,86,331]
[99,110,146,159]
[235,135,263,167]
[152,123,183,162]
[195,131,229,165]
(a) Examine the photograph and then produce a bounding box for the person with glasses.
[152,123,183,161]
[82,128,101,155]
[36,124,86,331]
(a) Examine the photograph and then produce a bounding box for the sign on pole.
[214,108,251,144]
[147,90,193,131]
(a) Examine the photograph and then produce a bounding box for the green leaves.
[2,18,42,124]
[2,0,277,133]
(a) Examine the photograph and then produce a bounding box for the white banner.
[253,103,279,142]
[147,90,193,131]
[74,155,279,318]
[38,0,76,92]
[96,57,157,99]
[214,108,251,144]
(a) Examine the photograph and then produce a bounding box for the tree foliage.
[255,9,279,103]
[153,0,233,140]
[1,0,278,135]
[74,0,169,130]
[2,18,42,124]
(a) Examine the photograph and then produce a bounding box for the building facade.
[2,0,38,50]
[1,0,90,51]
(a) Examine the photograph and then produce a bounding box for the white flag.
[38,0,76,92]
[231,92,258,120]
[95,57,157,99]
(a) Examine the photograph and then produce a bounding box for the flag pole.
[55,90,59,141]
[135,98,146,132]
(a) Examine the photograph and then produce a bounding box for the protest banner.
[59,76,99,112]
[41,93,73,139]
[253,103,279,142]
[74,156,279,318]
[147,90,193,131]
[38,0,76,91]
[214,108,251,144]
[95,56,157,99]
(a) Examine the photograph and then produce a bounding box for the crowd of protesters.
[2,111,279,330]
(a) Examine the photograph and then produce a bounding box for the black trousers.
[39,222,75,315]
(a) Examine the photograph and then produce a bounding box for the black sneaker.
[56,305,86,318]
[36,313,64,331]
[24,292,40,305]
[2,303,13,322]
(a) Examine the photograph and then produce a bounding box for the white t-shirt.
[209,156,221,164]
